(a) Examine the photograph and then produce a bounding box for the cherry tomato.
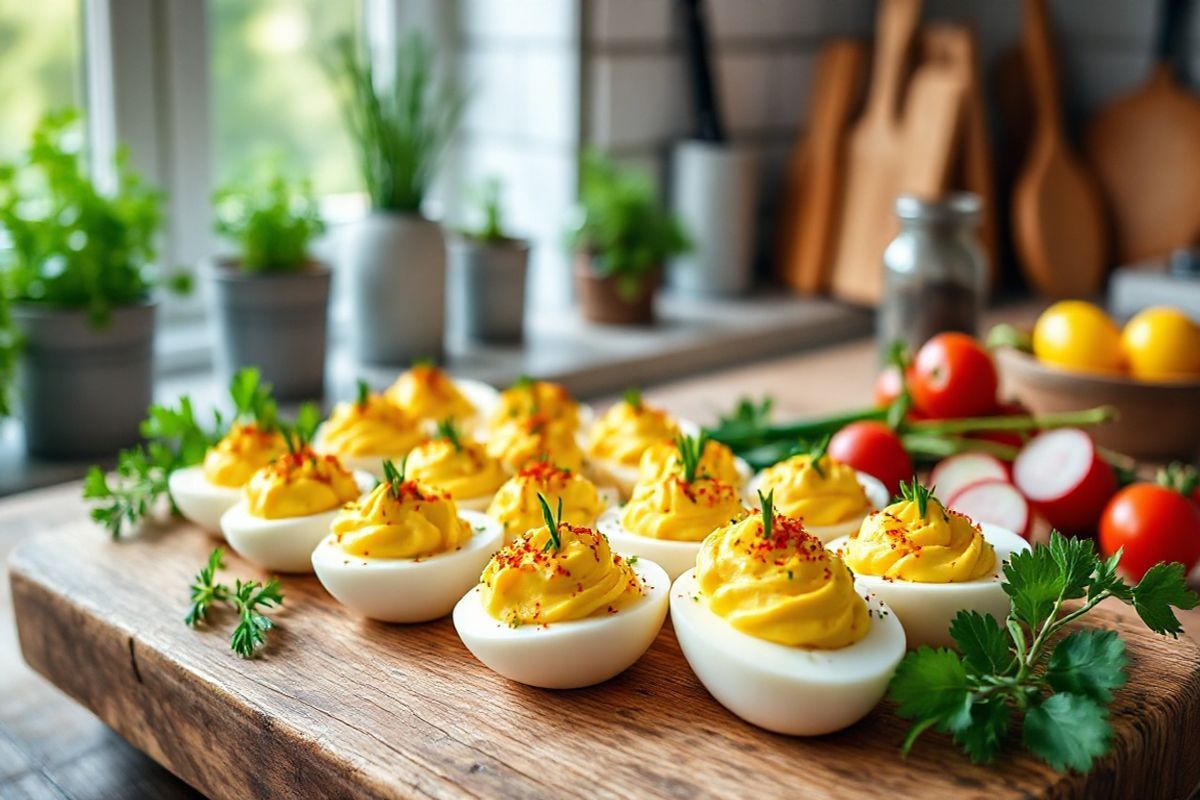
[829,421,912,496]
[873,365,903,408]
[1099,484,1200,582]
[908,333,999,419]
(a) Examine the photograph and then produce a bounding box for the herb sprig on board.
[185,546,284,658]
[889,532,1198,771]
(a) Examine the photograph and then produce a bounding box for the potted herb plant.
[0,109,185,458]
[211,168,328,401]
[566,151,690,326]
[326,32,463,365]
[448,178,530,343]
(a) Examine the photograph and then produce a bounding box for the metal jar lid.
[894,192,982,225]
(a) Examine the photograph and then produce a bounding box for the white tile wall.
[587,0,675,44]
[587,53,688,148]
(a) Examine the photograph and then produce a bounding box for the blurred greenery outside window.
[209,0,363,206]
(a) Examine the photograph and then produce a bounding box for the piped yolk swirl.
[842,496,997,583]
[244,450,360,519]
[587,400,678,467]
[332,480,472,559]
[488,380,580,432]
[755,454,870,526]
[386,365,476,422]
[621,476,747,541]
[318,394,424,457]
[697,512,869,648]
[486,413,585,473]
[638,438,741,487]
[479,523,642,626]
[202,423,286,488]
[486,461,604,539]
[406,438,507,500]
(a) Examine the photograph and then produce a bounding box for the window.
[208,0,362,197]
[0,0,85,162]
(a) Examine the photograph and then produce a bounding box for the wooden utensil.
[1012,0,1108,298]
[829,0,923,306]
[897,64,967,199]
[921,25,999,285]
[775,40,867,295]
[1084,0,1200,265]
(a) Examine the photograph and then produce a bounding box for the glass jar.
[877,192,987,359]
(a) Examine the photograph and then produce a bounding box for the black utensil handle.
[680,0,726,143]
[1157,0,1191,78]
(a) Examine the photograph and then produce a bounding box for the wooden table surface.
[2,335,1199,800]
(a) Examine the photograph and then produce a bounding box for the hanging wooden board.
[8,482,1200,800]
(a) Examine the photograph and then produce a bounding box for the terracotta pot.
[574,255,660,326]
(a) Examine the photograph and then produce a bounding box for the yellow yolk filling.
[386,365,476,422]
[332,480,472,559]
[319,395,424,457]
[621,476,747,541]
[488,380,580,432]
[486,415,585,473]
[756,454,871,526]
[587,400,678,467]
[638,438,741,487]
[697,513,869,648]
[843,496,997,583]
[406,438,507,500]
[486,461,604,539]
[480,523,642,626]
[244,450,361,519]
[202,424,286,489]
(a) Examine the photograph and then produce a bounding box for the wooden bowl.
[995,347,1200,460]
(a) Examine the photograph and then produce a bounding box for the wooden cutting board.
[1084,0,1200,264]
[776,40,867,295]
[829,0,923,306]
[1012,0,1108,298]
[9,484,1200,799]
[897,62,966,199]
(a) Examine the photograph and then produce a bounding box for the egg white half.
[219,471,375,574]
[745,470,889,543]
[596,507,707,581]
[312,510,503,623]
[827,523,1031,649]
[671,568,906,735]
[452,556,669,689]
[168,464,241,536]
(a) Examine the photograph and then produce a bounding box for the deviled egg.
[170,422,286,534]
[386,362,498,431]
[313,381,424,478]
[586,389,679,497]
[829,480,1031,648]
[486,460,607,541]
[221,447,371,573]
[487,377,585,433]
[747,441,888,543]
[486,412,586,474]
[671,494,906,735]
[599,435,749,579]
[312,460,503,622]
[406,422,508,511]
[454,499,669,689]
[638,436,750,490]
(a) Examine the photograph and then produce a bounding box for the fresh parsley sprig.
[230,367,278,431]
[889,532,1198,772]
[537,492,564,552]
[185,547,284,658]
[279,401,321,455]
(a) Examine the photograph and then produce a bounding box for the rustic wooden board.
[9,481,1200,800]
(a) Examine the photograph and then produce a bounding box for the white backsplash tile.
[588,0,676,44]
[588,53,689,148]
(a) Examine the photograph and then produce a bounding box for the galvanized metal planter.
[447,234,529,343]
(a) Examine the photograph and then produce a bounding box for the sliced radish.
[1013,428,1116,533]
[930,453,1010,502]
[947,479,1031,539]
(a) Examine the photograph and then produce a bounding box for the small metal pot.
[574,254,660,326]
[210,258,331,401]
[12,301,157,459]
[447,234,529,343]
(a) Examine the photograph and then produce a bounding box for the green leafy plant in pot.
[448,177,529,343]
[211,166,328,401]
[566,151,690,325]
[0,109,185,458]
[325,31,464,365]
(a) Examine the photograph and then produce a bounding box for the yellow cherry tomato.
[1120,307,1200,382]
[1032,301,1124,374]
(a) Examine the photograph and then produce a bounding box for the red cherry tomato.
[873,365,903,408]
[829,421,912,496]
[1099,484,1200,582]
[908,333,999,419]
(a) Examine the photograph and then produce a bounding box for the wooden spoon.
[1012,0,1108,298]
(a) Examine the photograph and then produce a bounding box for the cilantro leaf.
[1022,693,1112,772]
[949,610,1012,676]
[1045,629,1128,703]
[1047,531,1095,601]
[1131,562,1198,637]
[1003,546,1065,628]
[1090,549,1133,603]
[889,647,971,754]
[944,694,1010,764]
